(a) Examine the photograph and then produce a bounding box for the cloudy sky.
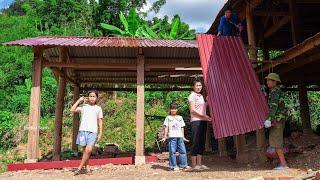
[1,0,227,32]
[144,0,227,32]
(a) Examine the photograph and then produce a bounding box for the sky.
[0,0,227,33]
[144,0,227,33]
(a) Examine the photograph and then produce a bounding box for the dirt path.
[0,160,310,180]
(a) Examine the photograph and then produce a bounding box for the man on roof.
[217,8,243,36]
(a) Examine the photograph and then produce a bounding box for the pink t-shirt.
[188,91,207,122]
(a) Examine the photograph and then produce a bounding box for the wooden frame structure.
[5,37,201,164]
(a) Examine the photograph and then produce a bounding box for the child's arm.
[70,97,84,113]
[97,118,103,142]
[181,128,189,142]
[160,126,168,142]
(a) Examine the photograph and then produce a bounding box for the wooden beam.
[253,11,290,17]
[264,16,291,38]
[53,47,67,161]
[72,86,80,154]
[50,67,77,85]
[135,54,145,165]
[278,53,320,74]
[43,61,201,69]
[283,87,320,91]
[25,48,43,163]
[82,87,192,92]
[257,32,320,73]
[299,83,312,133]
[281,0,320,4]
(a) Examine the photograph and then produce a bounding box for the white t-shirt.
[76,104,103,133]
[163,115,185,138]
[188,91,207,122]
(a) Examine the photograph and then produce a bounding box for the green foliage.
[0,111,16,150]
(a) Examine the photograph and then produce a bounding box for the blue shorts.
[76,131,97,146]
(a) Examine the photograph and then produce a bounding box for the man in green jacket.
[264,73,289,170]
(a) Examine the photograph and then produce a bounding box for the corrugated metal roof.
[4,36,197,48]
[196,34,268,139]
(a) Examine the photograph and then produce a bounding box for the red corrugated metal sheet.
[4,36,197,48]
[196,34,268,139]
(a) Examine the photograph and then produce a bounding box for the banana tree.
[100,8,159,38]
[101,8,195,40]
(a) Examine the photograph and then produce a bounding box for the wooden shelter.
[208,0,320,162]
[5,37,201,164]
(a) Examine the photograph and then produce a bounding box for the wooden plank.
[43,61,201,69]
[53,47,67,161]
[135,54,145,165]
[264,16,291,38]
[7,156,158,171]
[72,86,80,153]
[25,48,43,163]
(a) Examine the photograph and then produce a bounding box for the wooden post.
[246,3,267,162]
[236,134,248,163]
[205,123,213,152]
[289,0,301,45]
[53,47,67,161]
[135,52,145,165]
[246,4,257,61]
[299,83,312,133]
[72,85,80,154]
[25,48,43,163]
[218,138,227,157]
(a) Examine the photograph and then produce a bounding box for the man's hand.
[217,32,221,36]
[264,119,272,128]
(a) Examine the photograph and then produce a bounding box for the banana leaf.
[128,8,139,35]
[169,17,180,39]
[100,23,125,35]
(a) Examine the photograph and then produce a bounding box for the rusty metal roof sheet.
[196,34,268,138]
[4,36,197,48]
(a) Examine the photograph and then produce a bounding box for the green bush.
[0,111,17,150]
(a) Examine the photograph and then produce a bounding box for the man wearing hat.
[264,73,288,170]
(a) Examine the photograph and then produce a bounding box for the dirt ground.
[0,161,309,180]
[1,133,319,180]
[0,154,318,180]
